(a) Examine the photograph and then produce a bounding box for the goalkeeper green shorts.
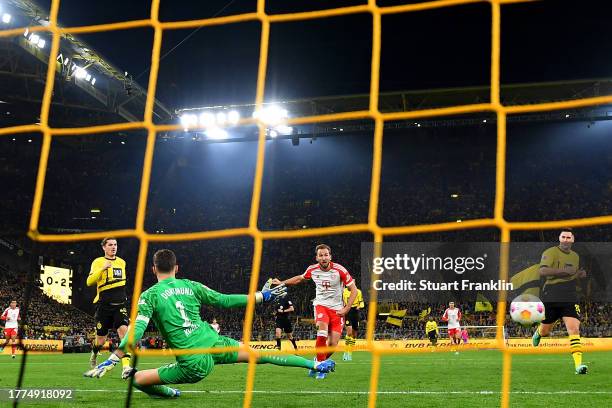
[158,336,240,384]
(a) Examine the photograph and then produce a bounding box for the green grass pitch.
[0,351,610,407]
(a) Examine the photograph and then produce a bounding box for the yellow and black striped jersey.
[87,257,127,304]
[343,287,364,309]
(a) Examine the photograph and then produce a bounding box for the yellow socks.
[569,335,582,368]
[121,353,132,369]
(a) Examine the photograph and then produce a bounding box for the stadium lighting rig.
[0,3,12,23]
[177,103,294,141]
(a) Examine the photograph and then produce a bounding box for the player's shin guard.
[275,338,281,350]
[133,381,179,398]
[569,335,583,369]
[258,354,316,370]
[315,330,328,362]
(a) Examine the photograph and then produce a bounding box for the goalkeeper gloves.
[256,281,287,304]
[83,353,119,378]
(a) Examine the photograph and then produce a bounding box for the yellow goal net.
[2,1,612,407]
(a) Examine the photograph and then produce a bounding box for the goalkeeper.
[84,249,335,398]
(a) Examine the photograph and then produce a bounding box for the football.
[510,294,545,326]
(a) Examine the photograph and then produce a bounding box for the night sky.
[27,0,612,110]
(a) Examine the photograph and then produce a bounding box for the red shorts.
[448,328,460,338]
[4,328,17,338]
[314,305,344,334]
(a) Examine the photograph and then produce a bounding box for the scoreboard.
[40,265,72,304]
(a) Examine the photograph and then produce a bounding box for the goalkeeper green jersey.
[118,277,248,353]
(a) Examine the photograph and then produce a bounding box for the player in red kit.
[1,300,21,358]
[442,302,462,353]
[273,244,358,379]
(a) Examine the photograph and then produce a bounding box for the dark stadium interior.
[1,0,611,374]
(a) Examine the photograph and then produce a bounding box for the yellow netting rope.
[2,0,612,406]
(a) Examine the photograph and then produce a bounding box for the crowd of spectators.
[1,123,612,350]
[0,269,93,343]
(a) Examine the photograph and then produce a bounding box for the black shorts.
[427,331,437,341]
[275,318,293,334]
[95,302,129,336]
[542,302,581,324]
[345,308,360,330]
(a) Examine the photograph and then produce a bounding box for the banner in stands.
[1,340,63,354]
[251,338,612,352]
[43,326,71,333]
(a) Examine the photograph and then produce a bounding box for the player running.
[272,244,358,379]
[442,302,461,352]
[87,238,132,377]
[0,300,20,358]
[84,249,335,398]
[532,228,588,374]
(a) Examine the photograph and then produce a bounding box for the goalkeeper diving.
[84,249,336,398]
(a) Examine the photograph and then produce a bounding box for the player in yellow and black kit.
[532,229,588,374]
[87,238,131,378]
[425,316,439,347]
[342,286,364,361]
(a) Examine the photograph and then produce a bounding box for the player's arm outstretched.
[84,281,287,379]
[271,275,305,286]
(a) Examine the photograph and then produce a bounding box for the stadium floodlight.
[29,34,40,44]
[274,125,293,135]
[91,78,96,86]
[85,73,91,81]
[180,113,198,130]
[75,67,87,79]
[216,112,227,126]
[269,130,278,138]
[2,13,11,24]
[199,112,215,127]
[37,39,45,49]
[64,57,70,66]
[228,110,240,125]
[451,194,459,198]
[253,105,289,126]
[206,127,229,140]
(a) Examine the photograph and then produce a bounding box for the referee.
[532,228,588,374]
[274,296,298,350]
[87,238,132,377]
[342,286,364,361]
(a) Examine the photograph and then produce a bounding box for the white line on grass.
[68,390,612,395]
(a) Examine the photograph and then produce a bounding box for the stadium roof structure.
[174,78,612,143]
[0,0,173,126]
